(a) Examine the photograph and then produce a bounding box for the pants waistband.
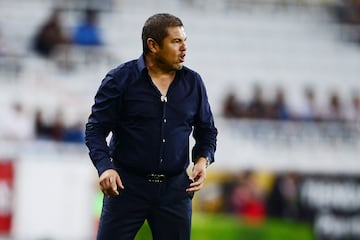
[114,162,184,182]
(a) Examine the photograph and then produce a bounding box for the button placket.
[159,95,167,165]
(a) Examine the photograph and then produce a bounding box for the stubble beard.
[174,63,183,70]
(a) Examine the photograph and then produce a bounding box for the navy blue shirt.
[85,55,217,176]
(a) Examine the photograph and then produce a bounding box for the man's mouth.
[179,54,186,62]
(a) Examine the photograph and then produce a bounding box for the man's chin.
[175,63,183,70]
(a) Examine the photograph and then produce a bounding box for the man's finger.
[190,169,199,181]
[109,176,119,195]
[190,174,204,186]
[116,176,124,190]
[102,188,110,197]
[186,183,203,193]
[112,189,119,196]
[190,179,203,188]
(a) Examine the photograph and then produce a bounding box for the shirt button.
[160,158,163,163]
[162,139,166,143]
[163,119,167,123]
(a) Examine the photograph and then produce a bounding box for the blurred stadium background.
[1,0,360,239]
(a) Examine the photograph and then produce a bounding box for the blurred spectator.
[346,93,360,123]
[0,103,34,141]
[63,122,85,143]
[34,109,85,143]
[32,8,70,58]
[330,0,360,43]
[266,173,301,221]
[72,9,103,46]
[50,110,66,141]
[222,84,360,125]
[222,91,244,118]
[332,0,360,25]
[70,8,110,66]
[323,91,345,122]
[230,171,266,224]
[297,87,322,121]
[34,109,51,140]
[246,85,268,119]
[268,87,291,120]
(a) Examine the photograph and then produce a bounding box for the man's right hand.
[99,169,124,197]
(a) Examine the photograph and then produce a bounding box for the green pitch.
[135,213,314,240]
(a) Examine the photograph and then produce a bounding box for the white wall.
[11,147,97,240]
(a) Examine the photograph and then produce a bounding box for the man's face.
[155,26,187,71]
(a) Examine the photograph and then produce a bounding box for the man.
[85,13,217,240]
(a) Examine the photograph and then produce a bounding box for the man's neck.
[145,54,175,76]
[145,55,175,96]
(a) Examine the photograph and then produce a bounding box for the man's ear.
[147,38,159,53]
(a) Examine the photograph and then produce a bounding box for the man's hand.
[186,157,208,193]
[99,169,124,197]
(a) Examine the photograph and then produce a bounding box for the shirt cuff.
[95,158,115,176]
[194,154,213,167]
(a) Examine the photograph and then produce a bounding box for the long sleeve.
[191,74,217,164]
[85,70,127,176]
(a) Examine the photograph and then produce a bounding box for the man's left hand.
[186,157,208,193]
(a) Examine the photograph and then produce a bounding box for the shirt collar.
[136,54,147,72]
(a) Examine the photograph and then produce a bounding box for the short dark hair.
[142,13,183,54]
